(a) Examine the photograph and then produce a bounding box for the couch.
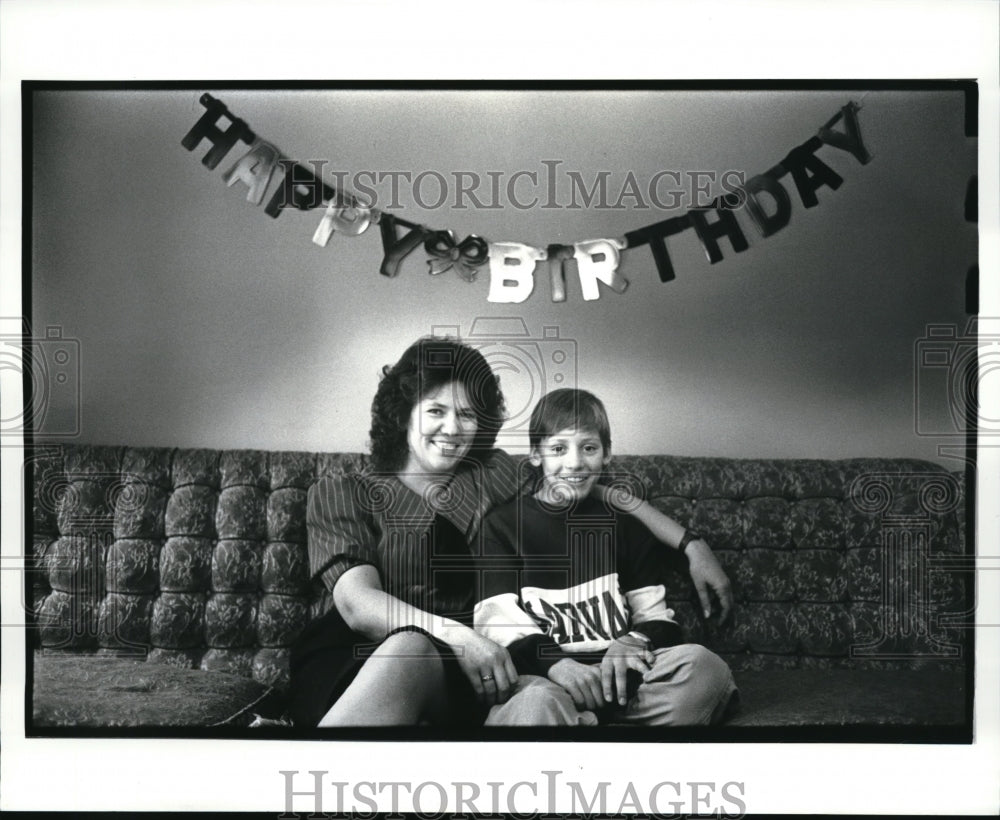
[27,444,972,734]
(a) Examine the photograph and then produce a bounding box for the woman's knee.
[370,630,444,673]
[377,629,438,655]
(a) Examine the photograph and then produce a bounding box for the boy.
[474,388,737,726]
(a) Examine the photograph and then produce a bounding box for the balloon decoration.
[312,201,374,247]
[742,173,792,238]
[623,215,690,283]
[687,204,749,265]
[183,94,873,303]
[545,243,575,303]
[377,213,427,278]
[182,93,254,169]
[486,242,548,303]
[423,231,489,281]
[222,139,280,205]
[573,238,629,301]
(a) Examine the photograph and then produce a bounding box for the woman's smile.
[403,381,478,482]
[432,438,462,453]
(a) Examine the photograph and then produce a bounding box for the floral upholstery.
[29,445,971,695]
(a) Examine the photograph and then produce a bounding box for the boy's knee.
[517,681,570,712]
[508,679,569,720]
[648,643,727,682]
[677,644,731,683]
[488,677,593,726]
[636,644,736,725]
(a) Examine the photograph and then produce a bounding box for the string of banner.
[182,94,872,303]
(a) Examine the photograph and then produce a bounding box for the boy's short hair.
[528,388,612,452]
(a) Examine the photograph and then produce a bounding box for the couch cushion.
[728,668,966,726]
[31,446,969,696]
[32,652,274,728]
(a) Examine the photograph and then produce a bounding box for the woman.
[289,336,732,727]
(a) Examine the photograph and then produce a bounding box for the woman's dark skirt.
[288,607,486,727]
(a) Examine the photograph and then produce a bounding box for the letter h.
[182,93,255,170]
[278,770,327,818]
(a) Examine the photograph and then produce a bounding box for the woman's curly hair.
[368,337,507,473]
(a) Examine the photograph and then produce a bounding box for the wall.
[29,88,976,464]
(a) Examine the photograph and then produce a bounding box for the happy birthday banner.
[182,93,871,303]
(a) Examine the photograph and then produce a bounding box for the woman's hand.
[601,634,655,707]
[333,567,519,705]
[548,658,606,711]
[449,628,519,706]
[684,539,734,624]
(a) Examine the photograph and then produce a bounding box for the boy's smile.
[532,426,611,504]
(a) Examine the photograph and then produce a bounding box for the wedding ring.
[481,674,495,682]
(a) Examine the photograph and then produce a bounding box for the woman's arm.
[308,474,517,702]
[334,563,473,643]
[334,564,518,703]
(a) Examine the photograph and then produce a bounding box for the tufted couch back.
[29,445,970,690]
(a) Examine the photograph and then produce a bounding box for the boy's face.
[531,426,611,503]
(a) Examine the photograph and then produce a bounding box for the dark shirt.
[476,493,682,677]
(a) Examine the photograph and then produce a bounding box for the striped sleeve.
[455,449,535,539]
[481,449,535,506]
[306,475,380,611]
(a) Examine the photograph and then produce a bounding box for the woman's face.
[403,380,479,477]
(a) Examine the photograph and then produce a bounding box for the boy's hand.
[684,539,734,624]
[601,635,655,706]
[548,659,605,711]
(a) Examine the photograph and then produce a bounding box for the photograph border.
[2,3,1000,813]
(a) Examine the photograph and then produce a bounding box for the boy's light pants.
[486,643,738,726]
